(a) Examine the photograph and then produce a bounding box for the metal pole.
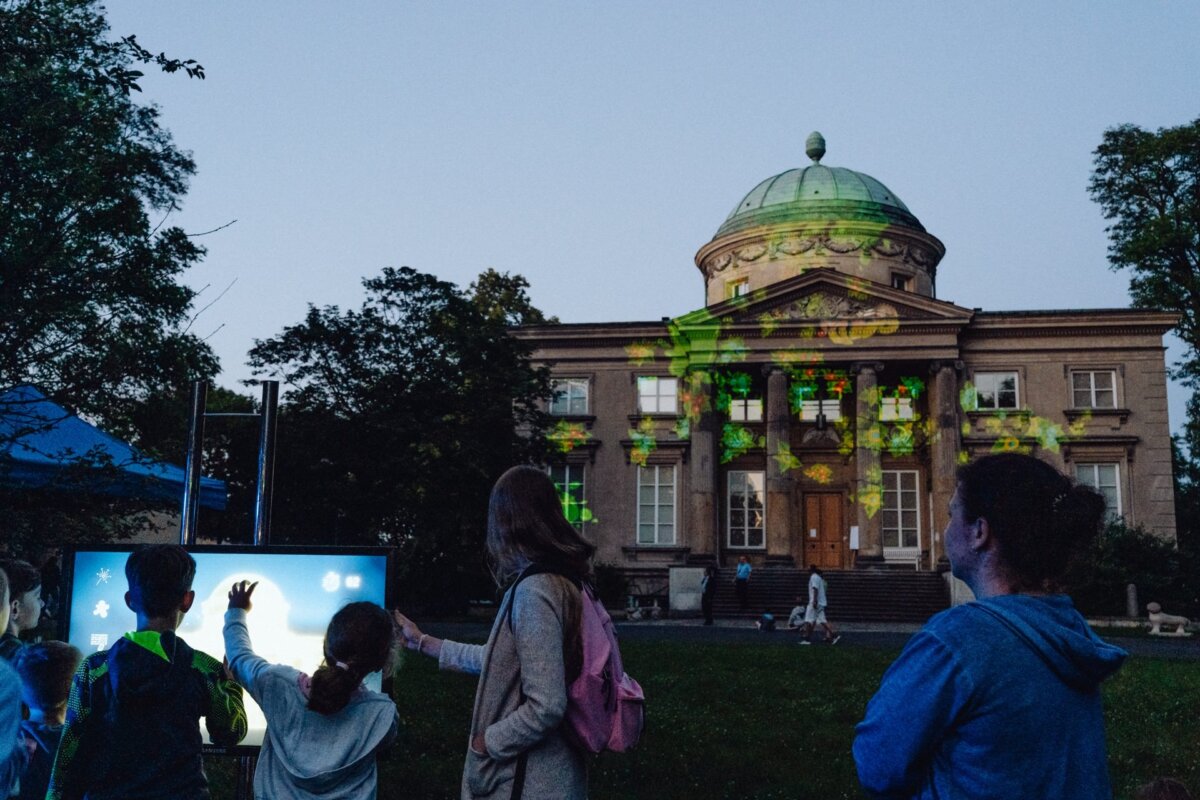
[179,380,208,546]
[252,381,279,547]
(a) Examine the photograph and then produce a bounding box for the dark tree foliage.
[468,269,559,326]
[1065,520,1199,618]
[1089,118,1200,380]
[248,267,553,611]
[0,0,217,441]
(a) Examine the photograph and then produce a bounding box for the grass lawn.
[209,639,1200,799]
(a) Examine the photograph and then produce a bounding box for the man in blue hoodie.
[47,545,247,800]
[853,454,1127,800]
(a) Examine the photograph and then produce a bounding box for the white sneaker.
[799,640,812,645]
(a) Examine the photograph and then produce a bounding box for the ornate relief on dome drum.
[702,235,939,279]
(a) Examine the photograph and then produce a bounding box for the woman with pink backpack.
[395,466,642,800]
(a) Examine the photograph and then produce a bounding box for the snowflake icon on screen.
[93,600,110,619]
[321,572,341,592]
[95,568,112,585]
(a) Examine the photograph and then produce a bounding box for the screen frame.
[61,543,397,755]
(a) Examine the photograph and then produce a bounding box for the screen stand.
[234,755,257,799]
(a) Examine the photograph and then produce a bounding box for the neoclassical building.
[517,133,1177,583]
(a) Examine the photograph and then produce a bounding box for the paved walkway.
[424,619,1200,660]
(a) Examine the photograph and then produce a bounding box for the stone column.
[854,361,885,565]
[765,367,793,561]
[688,371,718,559]
[929,361,962,569]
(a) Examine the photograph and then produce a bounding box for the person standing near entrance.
[700,565,717,625]
[734,556,752,611]
[799,565,838,644]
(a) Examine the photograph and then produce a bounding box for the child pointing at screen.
[222,580,400,799]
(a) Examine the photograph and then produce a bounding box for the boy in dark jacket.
[47,545,247,800]
[13,641,81,800]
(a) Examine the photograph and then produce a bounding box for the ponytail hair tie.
[335,660,351,671]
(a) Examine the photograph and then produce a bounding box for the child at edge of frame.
[13,641,82,800]
[45,544,248,800]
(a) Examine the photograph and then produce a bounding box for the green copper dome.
[716,133,925,238]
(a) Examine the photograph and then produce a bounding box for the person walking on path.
[853,453,1128,800]
[798,565,838,644]
[394,466,592,800]
[734,556,752,612]
[700,565,717,626]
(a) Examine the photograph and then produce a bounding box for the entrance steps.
[711,567,950,623]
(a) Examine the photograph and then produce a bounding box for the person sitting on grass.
[13,641,82,800]
[46,544,248,800]
[222,580,399,800]
[853,453,1127,800]
[755,609,776,632]
[0,559,42,662]
[786,594,807,632]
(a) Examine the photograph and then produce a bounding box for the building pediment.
[681,271,973,330]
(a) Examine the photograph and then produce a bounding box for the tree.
[469,268,559,326]
[0,0,217,443]
[1090,119,1200,593]
[1089,118,1200,378]
[248,266,553,609]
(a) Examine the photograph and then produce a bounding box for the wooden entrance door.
[804,493,844,569]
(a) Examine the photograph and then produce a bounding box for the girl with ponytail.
[854,453,1129,800]
[223,582,399,799]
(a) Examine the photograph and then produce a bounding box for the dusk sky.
[106,2,1199,429]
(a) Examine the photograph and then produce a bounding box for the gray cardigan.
[439,573,587,800]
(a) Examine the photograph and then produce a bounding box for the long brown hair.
[486,465,596,586]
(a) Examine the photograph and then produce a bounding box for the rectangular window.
[549,379,588,415]
[548,464,587,531]
[729,398,763,422]
[1071,371,1117,409]
[879,397,914,421]
[637,376,677,414]
[890,272,911,291]
[637,465,676,545]
[727,471,765,549]
[1075,463,1121,519]
[799,399,842,422]
[881,470,920,549]
[974,372,1019,410]
[727,278,750,298]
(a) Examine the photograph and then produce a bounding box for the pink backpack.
[506,568,645,754]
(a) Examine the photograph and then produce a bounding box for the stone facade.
[516,139,1177,587]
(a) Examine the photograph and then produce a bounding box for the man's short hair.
[14,641,82,712]
[0,558,40,596]
[125,545,196,618]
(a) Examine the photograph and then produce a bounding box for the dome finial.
[805,131,826,164]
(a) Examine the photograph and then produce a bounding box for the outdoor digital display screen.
[64,546,393,751]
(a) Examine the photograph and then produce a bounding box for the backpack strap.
[503,564,583,630]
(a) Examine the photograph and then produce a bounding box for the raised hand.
[392,610,424,651]
[228,580,259,612]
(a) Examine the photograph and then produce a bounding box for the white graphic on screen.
[321,572,341,592]
[90,633,108,651]
[93,600,110,619]
[95,568,111,585]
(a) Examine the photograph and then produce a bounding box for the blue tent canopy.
[0,385,227,510]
